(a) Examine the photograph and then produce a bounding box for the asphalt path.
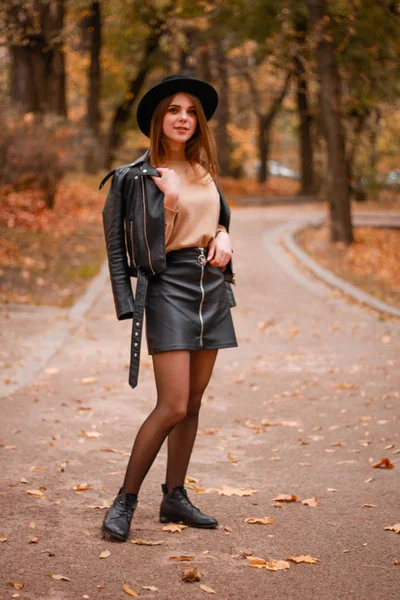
[1,205,399,600]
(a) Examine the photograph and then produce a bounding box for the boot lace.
[175,486,199,510]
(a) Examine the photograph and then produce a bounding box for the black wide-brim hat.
[136,74,219,138]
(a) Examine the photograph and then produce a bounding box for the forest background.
[0,0,399,308]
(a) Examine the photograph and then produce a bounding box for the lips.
[175,127,189,131]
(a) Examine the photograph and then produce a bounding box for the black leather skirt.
[145,246,238,354]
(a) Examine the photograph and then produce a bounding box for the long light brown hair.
[148,92,219,181]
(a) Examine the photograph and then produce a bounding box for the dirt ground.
[1,205,399,600]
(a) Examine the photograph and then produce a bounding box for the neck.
[164,143,187,163]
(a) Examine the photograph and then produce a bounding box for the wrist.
[164,194,179,211]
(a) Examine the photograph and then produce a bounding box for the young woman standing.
[101,74,238,542]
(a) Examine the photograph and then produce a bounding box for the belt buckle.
[197,247,207,265]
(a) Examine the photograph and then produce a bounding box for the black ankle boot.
[160,483,218,529]
[102,487,138,542]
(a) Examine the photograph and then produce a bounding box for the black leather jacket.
[99,148,237,388]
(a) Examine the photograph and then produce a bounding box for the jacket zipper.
[198,248,205,348]
[141,176,155,275]
[129,221,137,268]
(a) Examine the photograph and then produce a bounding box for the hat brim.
[136,78,218,138]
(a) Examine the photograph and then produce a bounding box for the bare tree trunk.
[294,14,315,195]
[198,43,213,83]
[7,0,66,116]
[214,38,233,177]
[307,0,353,243]
[369,108,381,172]
[86,0,101,137]
[103,19,166,169]
[245,69,292,184]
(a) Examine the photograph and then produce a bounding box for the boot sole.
[159,515,218,528]
[102,523,128,542]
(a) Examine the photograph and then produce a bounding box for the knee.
[186,391,204,417]
[157,403,187,426]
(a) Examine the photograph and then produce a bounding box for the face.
[162,92,198,145]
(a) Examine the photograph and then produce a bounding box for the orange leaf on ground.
[384,523,400,534]
[372,457,394,469]
[265,560,291,571]
[123,582,139,597]
[244,516,275,524]
[131,538,165,546]
[274,494,298,502]
[287,554,320,564]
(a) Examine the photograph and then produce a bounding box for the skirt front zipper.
[198,247,206,349]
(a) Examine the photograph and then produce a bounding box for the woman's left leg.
[165,348,218,491]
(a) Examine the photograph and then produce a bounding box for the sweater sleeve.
[164,205,179,246]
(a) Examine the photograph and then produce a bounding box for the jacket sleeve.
[101,171,134,320]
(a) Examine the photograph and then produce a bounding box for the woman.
[101,74,238,542]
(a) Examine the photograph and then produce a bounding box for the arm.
[101,171,135,320]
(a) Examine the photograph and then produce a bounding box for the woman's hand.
[207,231,232,267]
[151,168,180,210]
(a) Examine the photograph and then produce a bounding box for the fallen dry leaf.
[372,457,394,469]
[332,382,358,390]
[80,377,97,385]
[142,586,158,591]
[81,430,102,439]
[46,573,71,581]
[182,566,201,582]
[200,584,216,594]
[384,523,400,534]
[8,582,24,590]
[302,498,319,507]
[131,538,165,546]
[244,516,275,525]
[99,550,110,559]
[247,556,267,567]
[26,489,46,498]
[286,554,320,564]
[169,555,195,561]
[274,494,298,502]
[197,428,220,435]
[162,523,187,533]
[87,502,110,510]
[28,537,40,544]
[100,448,130,456]
[73,483,93,491]
[19,477,28,484]
[265,559,291,571]
[0,533,7,542]
[261,419,300,427]
[123,582,139,597]
[217,485,258,497]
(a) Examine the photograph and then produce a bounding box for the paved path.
[1,206,399,600]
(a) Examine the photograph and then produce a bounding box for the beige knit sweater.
[163,160,227,253]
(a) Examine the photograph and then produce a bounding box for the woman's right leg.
[121,349,190,495]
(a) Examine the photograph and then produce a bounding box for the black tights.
[121,348,218,495]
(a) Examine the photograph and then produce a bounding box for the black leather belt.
[128,268,149,389]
